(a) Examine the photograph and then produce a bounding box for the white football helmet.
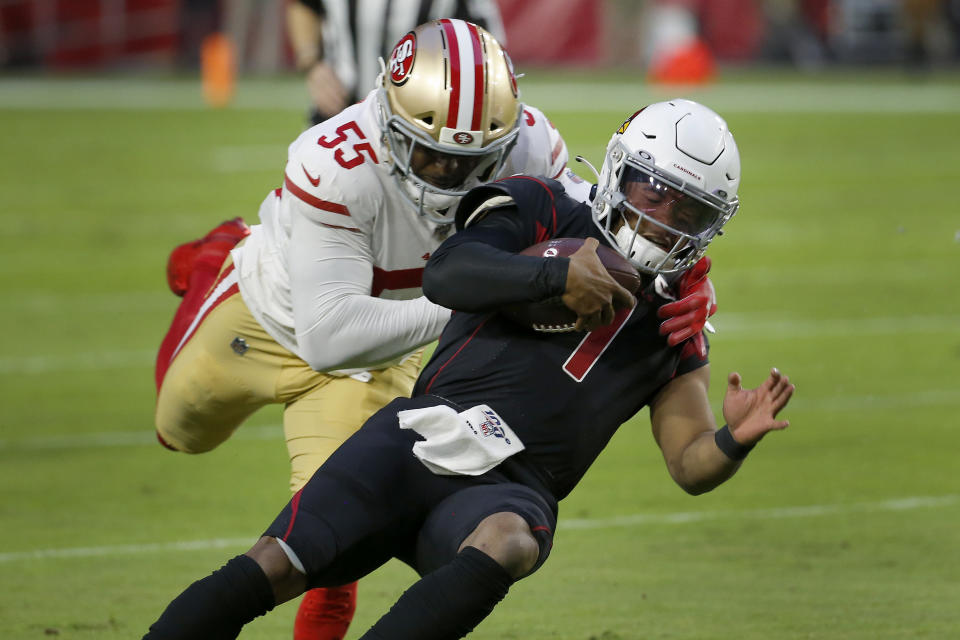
[591,99,740,276]
[375,19,522,224]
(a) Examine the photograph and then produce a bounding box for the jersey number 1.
[318,121,379,169]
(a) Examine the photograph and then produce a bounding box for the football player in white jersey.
[152,19,714,640]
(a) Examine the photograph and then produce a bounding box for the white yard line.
[0,291,171,313]
[1,495,955,563]
[1,385,958,454]
[0,538,258,563]
[561,495,959,530]
[713,313,960,339]
[523,82,960,114]
[788,389,960,411]
[2,313,956,376]
[0,424,280,451]
[2,78,959,113]
[0,349,156,375]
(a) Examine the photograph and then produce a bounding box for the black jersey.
[416,176,708,500]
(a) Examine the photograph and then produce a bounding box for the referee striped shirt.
[299,0,506,101]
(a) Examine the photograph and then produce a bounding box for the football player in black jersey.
[144,100,795,640]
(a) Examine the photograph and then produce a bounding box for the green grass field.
[1,69,959,639]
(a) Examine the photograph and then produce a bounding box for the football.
[501,237,642,332]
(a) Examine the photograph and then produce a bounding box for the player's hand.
[306,62,348,119]
[562,238,636,332]
[657,256,716,358]
[721,368,795,445]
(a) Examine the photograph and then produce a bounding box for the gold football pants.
[155,288,422,491]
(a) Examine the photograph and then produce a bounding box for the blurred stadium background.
[1,1,959,639]
[3,0,960,73]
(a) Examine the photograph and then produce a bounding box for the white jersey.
[233,90,575,373]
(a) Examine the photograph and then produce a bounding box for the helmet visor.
[607,163,731,274]
[619,165,723,241]
[408,144,493,190]
[385,114,514,196]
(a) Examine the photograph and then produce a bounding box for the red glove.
[657,256,717,359]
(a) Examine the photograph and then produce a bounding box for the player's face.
[619,171,718,250]
[410,146,486,190]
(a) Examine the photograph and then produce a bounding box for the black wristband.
[714,425,755,461]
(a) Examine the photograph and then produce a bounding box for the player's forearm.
[296,295,450,371]
[671,429,743,495]
[423,241,568,312]
[286,2,323,70]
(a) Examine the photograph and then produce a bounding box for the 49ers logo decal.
[389,33,416,85]
[452,131,474,145]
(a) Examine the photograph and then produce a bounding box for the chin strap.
[615,224,670,274]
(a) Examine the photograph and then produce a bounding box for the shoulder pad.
[285,119,385,225]
[460,195,516,228]
[456,176,565,231]
[455,183,515,230]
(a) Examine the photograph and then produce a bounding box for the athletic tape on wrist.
[714,425,754,461]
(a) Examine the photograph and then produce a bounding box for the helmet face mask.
[592,99,741,276]
[376,19,522,224]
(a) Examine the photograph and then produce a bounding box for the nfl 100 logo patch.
[478,409,511,445]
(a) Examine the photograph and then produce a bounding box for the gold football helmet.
[376,19,522,223]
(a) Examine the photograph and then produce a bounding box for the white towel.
[398,404,525,476]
